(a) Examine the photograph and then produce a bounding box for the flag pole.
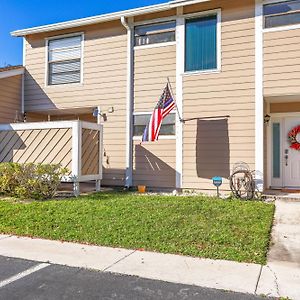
[167,77,183,122]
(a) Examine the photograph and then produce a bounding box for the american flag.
[142,84,176,142]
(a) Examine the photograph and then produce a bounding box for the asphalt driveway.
[0,256,267,300]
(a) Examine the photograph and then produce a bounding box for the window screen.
[133,113,176,136]
[264,0,300,29]
[134,21,176,46]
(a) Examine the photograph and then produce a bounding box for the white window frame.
[133,17,177,50]
[183,8,222,76]
[263,0,300,32]
[132,111,176,141]
[45,32,84,87]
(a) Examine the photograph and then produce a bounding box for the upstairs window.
[133,113,176,137]
[47,35,82,85]
[264,0,300,29]
[185,14,218,72]
[134,21,176,47]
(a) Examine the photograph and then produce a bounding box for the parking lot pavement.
[0,255,268,300]
[0,256,38,282]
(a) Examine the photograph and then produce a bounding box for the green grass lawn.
[0,191,274,264]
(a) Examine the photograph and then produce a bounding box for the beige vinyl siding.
[0,128,72,172]
[264,28,300,97]
[133,44,176,189]
[134,9,176,23]
[24,21,127,111]
[0,75,22,123]
[182,0,256,190]
[24,21,127,186]
[133,140,176,188]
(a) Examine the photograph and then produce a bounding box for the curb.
[0,234,299,299]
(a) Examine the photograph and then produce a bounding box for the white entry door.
[283,117,300,188]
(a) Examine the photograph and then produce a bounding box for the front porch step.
[263,191,300,202]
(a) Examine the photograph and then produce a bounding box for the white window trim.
[133,135,176,141]
[44,32,84,88]
[263,0,300,32]
[133,17,176,50]
[134,41,176,50]
[132,111,176,140]
[182,8,222,76]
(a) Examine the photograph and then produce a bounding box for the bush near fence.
[0,163,67,200]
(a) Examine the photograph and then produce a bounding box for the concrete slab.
[107,250,261,295]
[268,199,300,265]
[0,235,11,240]
[0,236,134,271]
[257,261,300,300]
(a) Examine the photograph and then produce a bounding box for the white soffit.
[11,0,211,37]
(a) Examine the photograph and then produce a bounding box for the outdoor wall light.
[264,114,271,124]
[92,108,108,122]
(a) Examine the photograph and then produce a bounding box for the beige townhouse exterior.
[2,0,300,192]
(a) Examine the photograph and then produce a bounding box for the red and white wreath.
[288,125,300,151]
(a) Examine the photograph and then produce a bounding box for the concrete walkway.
[0,233,299,299]
[256,199,300,300]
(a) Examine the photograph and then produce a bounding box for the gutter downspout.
[22,37,26,119]
[121,16,134,188]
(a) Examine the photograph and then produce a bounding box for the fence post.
[95,124,103,192]
[72,121,82,196]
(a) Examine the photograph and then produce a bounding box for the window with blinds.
[47,35,82,85]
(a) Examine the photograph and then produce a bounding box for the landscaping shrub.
[0,163,67,200]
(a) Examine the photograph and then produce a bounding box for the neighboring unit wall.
[182,0,256,190]
[133,43,177,189]
[264,28,300,97]
[24,21,128,186]
[0,75,22,123]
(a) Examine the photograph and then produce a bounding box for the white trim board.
[176,7,184,190]
[0,120,101,131]
[134,41,176,51]
[255,0,264,191]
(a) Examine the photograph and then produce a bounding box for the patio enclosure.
[0,120,103,195]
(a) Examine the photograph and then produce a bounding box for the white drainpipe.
[121,16,134,188]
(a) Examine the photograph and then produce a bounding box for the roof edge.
[0,67,24,79]
[11,2,171,37]
[11,0,211,37]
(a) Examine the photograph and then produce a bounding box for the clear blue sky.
[0,0,167,67]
